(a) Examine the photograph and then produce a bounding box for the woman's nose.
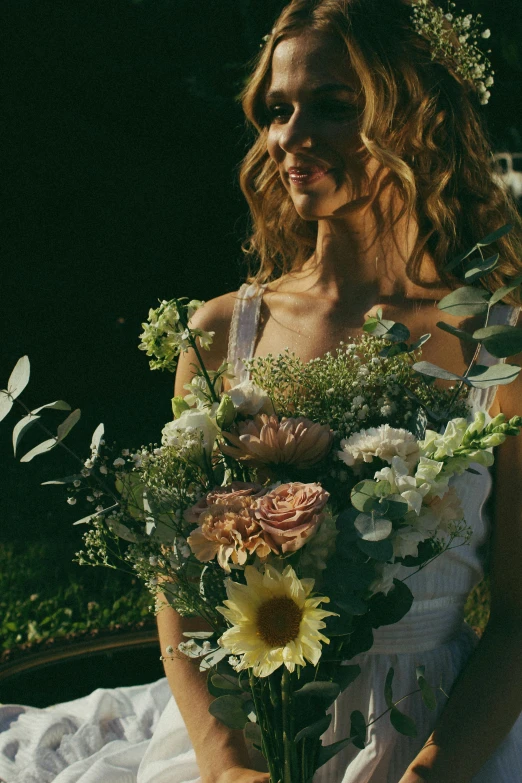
[277,110,316,153]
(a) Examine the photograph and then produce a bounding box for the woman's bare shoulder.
[183,291,240,373]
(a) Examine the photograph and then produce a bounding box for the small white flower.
[358,367,369,377]
[99,465,108,475]
[485,76,494,87]
[95,505,104,512]
[165,645,174,655]
[153,448,163,457]
[81,468,91,477]
[201,641,212,652]
[481,29,491,39]
[121,449,130,456]
[113,457,126,468]
[352,395,365,408]
[86,495,94,502]
[445,12,453,20]
[67,497,77,505]
[84,458,95,469]
[149,556,158,566]
[73,479,81,488]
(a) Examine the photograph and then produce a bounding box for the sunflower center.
[256,596,303,648]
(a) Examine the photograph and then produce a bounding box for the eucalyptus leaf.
[390,707,418,737]
[91,422,105,453]
[472,325,522,358]
[20,437,57,462]
[210,674,241,692]
[7,356,30,399]
[183,630,215,639]
[295,714,332,743]
[379,342,408,358]
[350,481,378,513]
[357,537,393,562]
[412,362,469,383]
[42,474,84,485]
[354,513,392,542]
[371,318,396,337]
[333,595,368,617]
[369,579,414,627]
[444,244,477,272]
[56,408,81,442]
[12,414,40,456]
[199,646,228,671]
[437,286,489,316]
[73,503,120,526]
[464,253,500,283]
[384,496,409,520]
[350,710,367,750]
[489,275,522,306]
[382,322,411,343]
[467,363,521,388]
[0,392,14,423]
[294,681,341,710]
[384,667,394,708]
[436,321,477,342]
[477,222,513,247]
[244,722,262,744]
[336,664,361,692]
[208,695,249,730]
[31,400,71,415]
[315,738,354,770]
[105,516,145,542]
[409,333,431,351]
[417,675,437,711]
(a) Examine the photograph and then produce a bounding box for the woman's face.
[266,30,376,221]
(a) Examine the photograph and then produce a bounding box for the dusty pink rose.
[221,415,333,469]
[184,482,266,525]
[253,482,330,553]
[187,503,275,573]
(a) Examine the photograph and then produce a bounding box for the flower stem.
[281,668,295,783]
[249,672,280,783]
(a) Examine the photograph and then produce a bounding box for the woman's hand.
[214,765,270,783]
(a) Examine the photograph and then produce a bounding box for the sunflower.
[217,565,337,677]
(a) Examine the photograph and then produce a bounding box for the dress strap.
[227,282,266,383]
[468,303,520,416]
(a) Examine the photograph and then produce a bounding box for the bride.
[143,1,522,782]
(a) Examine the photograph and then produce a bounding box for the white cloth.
[1,287,521,782]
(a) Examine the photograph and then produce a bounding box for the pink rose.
[184,482,266,525]
[253,482,330,554]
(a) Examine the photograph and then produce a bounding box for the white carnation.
[337,424,419,470]
[227,380,273,416]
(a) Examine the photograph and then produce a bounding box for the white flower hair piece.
[411,0,494,105]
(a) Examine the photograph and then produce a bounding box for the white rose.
[227,380,273,416]
[162,409,220,458]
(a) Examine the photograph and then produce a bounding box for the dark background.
[1,0,521,548]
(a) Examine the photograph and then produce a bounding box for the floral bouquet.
[2,223,522,782]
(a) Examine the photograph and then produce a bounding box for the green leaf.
[350,481,378,512]
[437,286,489,316]
[91,422,105,453]
[409,333,431,351]
[12,414,40,456]
[416,670,437,711]
[489,275,522,306]
[31,400,71,415]
[73,503,120,526]
[384,495,409,520]
[199,647,229,671]
[41,473,84,485]
[332,595,368,617]
[295,714,332,742]
[369,579,414,627]
[56,408,81,442]
[354,513,392,542]
[349,710,366,750]
[436,321,477,343]
[294,681,341,710]
[20,437,57,462]
[208,695,249,730]
[244,721,262,744]
[363,317,379,333]
[477,222,513,247]
[183,630,215,639]
[384,666,394,708]
[412,362,469,384]
[210,674,241,694]
[382,322,411,343]
[467,363,521,388]
[464,253,500,283]
[7,356,30,400]
[315,738,353,770]
[0,391,14,423]
[444,244,477,273]
[390,707,418,737]
[472,325,522,358]
[379,342,408,359]
[372,318,396,337]
[357,537,394,562]
[336,664,361,692]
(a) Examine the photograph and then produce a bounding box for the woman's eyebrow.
[265,84,357,102]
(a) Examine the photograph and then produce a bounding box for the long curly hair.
[238,0,522,303]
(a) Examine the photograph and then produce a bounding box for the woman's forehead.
[268,30,356,94]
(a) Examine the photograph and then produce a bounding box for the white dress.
[1,284,521,783]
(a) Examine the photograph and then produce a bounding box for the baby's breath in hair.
[411,1,494,104]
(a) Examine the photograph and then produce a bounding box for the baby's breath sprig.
[411,0,494,105]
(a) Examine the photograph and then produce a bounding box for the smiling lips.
[287,165,331,186]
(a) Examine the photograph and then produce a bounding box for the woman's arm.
[399,359,522,783]
[156,295,269,783]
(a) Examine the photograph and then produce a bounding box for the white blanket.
[0,678,172,783]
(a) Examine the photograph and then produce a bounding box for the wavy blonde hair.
[238,0,522,303]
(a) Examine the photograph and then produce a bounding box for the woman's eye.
[266,102,357,123]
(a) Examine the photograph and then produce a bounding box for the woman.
[138,1,522,782]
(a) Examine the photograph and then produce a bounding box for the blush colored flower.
[184,482,266,525]
[187,502,274,573]
[425,486,464,533]
[221,414,333,469]
[253,482,329,554]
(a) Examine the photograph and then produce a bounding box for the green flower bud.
[509,416,522,429]
[216,394,236,429]
[466,411,486,439]
[481,433,507,448]
[171,395,190,419]
[486,413,506,431]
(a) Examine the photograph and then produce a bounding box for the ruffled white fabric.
[1,290,520,782]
